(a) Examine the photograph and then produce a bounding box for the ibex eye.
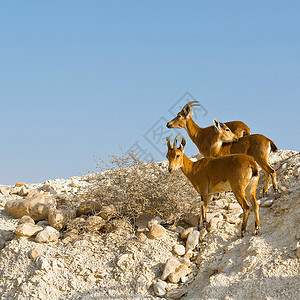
[176,155,180,158]
[225,128,230,131]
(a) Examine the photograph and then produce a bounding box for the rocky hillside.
[0,149,299,299]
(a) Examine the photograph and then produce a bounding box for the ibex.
[166,101,250,157]
[210,118,278,196]
[166,134,260,237]
[166,101,278,196]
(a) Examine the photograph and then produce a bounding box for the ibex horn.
[166,134,173,150]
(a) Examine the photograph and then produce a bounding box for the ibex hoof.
[254,226,259,235]
[240,229,246,238]
[203,220,209,230]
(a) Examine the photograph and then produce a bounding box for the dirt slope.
[0,149,299,299]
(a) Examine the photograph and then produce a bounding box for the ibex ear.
[182,105,190,118]
[213,118,222,133]
[179,136,186,152]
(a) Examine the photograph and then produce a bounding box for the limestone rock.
[168,263,190,283]
[175,226,185,235]
[18,215,35,225]
[26,189,40,198]
[15,182,26,187]
[99,204,117,220]
[147,216,162,229]
[149,224,166,239]
[35,226,60,243]
[153,279,168,297]
[15,223,44,237]
[199,228,208,239]
[184,249,194,259]
[76,200,102,216]
[19,187,29,197]
[48,208,76,231]
[86,215,106,232]
[137,233,147,242]
[0,187,10,196]
[181,227,196,239]
[174,244,185,256]
[161,258,181,280]
[186,230,200,251]
[5,194,56,221]
[62,229,78,244]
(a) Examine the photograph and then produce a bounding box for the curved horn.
[182,100,200,111]
[166,134,173,150]
[173,133,180,148]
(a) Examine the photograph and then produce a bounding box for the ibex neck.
[180,154,194,180]
[210,134,223,156]
[185,117,202,143]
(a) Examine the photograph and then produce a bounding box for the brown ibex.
[166,101,278,196]
[166,134,260,237]
[166,101,250,157]
[210,118,278,196]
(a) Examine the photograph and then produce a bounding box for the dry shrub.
[79,150,200,225]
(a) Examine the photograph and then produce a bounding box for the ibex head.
[213,118,238,142]
[166,101,200,129]
[166,133,186,173]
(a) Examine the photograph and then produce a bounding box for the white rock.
[15,223,44,237]
[149,224,166,239]
[153,279,168,297]
[174,244,186,256]
[181,227,196,239]
[147,216,162,229]
[161,258,181,281]
[35,226,60,243]
[186,230,200,251]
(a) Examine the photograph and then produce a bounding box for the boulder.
[35,226,60,243]
[48,208,76,231]
[18,215,35,225]
[5,194,56,221]
[76,200,102,216]
[99,205,117,220]
[15,223,44,237]
[15,182,26,187]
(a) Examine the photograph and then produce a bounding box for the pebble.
[186,230,200,251]
[149,224,166,239]
[161,258,181,280]
[181,227,195,239]
[153,279,168,297]
[173,244,185,256]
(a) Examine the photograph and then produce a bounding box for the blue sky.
[0,1,299,184]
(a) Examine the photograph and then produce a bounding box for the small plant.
[78,149,200,225]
